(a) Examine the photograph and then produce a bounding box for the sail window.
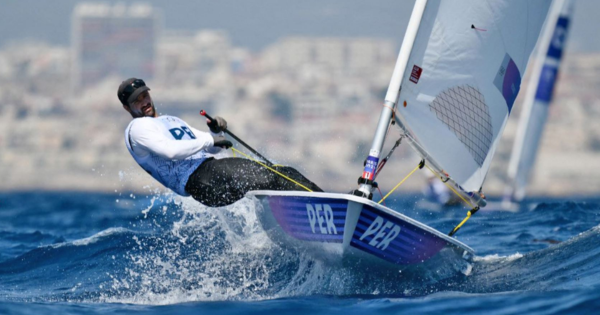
[429,85,493,166]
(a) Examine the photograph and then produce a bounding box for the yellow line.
[230,147,313,192]
[423,164,475,209]
[378,163,421,204]
[421,164,480,236]
[450,210,473,235]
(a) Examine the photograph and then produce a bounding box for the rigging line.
[378,159,424,205]
[421,162,480,236]
[375,108,401,177]
[382,103,395,112]
[230,147,313,192]
[382,102,399,135]
[384,118,392,139]
[471,24,487,31]
[381,107,396,151]
[375,136,404,177]
[423,163,475,209]
[448,207,480,237]
[377,186,386,207]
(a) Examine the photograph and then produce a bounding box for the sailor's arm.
[129,119,214,160]
[190,126,231,154]
[190,126,220,138]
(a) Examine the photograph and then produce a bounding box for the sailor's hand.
[211,135,233,149]
[207,116,227,133]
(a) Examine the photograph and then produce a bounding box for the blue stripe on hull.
[268,196,347,243]
[262,195,456,266]
[350,205,448,264]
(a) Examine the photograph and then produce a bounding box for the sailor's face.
[127,91,156,118]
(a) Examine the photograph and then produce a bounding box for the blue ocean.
[1,191,599,314]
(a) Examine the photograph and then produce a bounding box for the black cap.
[118,78,150,106]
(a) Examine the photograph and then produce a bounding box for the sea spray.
[98,195,425,304]
[100,196,307,304]
[3,192,600,306]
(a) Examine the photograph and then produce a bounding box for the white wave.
[100,196,288,305]
[50,227,131,249]
[99,193,369,305]
[474,253,524,263]
[97,192,472,305]
[461,262,473,276]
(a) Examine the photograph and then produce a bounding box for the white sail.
[505,0,573,202]
[391,0,551,194]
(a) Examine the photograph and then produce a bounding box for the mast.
[355,0,428,198]
[504,0,573,202]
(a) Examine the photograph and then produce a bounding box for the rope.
[423,164,475,209]
[421,162,480,236]
[375,136,403,178]
[448,207,479,236]
[377,186,386,206]
[382,103,395,112]
[230,147,313,192]
[378,160,423,204]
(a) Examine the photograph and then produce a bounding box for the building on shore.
[71,3,161,92]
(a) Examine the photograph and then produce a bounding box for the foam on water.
[1,191,599,308]
[98,196,302,304]
[473,253,524,263]
[51,228,131,249]
[94,194,448,304]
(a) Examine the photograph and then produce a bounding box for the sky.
[0,0,598,52]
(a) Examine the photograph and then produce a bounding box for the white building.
[71,2,161,91]
[261,37,395,76]
[157,29,233,87]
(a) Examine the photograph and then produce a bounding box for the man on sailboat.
[422,175,462,207]
[119,77,322,207]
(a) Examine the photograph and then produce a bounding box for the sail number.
[306,204,338,235]
[359,216,401,251]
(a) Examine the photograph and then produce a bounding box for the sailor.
[422,175,462,207]
[119,78,322,207]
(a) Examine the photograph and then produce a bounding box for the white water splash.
[100,196,303,304]
[96,192,473,305]
[474,253,524,263]
[51,227,131,249]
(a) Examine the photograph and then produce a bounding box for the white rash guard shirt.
[124,115,221,196]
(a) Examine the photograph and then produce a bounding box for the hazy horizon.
[1,0,599,52]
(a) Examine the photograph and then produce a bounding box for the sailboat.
[503,0,573,204]
[248,0,551,273]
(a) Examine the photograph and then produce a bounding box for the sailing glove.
[207,116,227,133]
[211,135,233,149]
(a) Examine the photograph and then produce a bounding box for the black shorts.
[185,157,323,207]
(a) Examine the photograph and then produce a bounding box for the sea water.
[0,191,599,314]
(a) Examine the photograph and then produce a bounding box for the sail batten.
[392,0,551,193]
